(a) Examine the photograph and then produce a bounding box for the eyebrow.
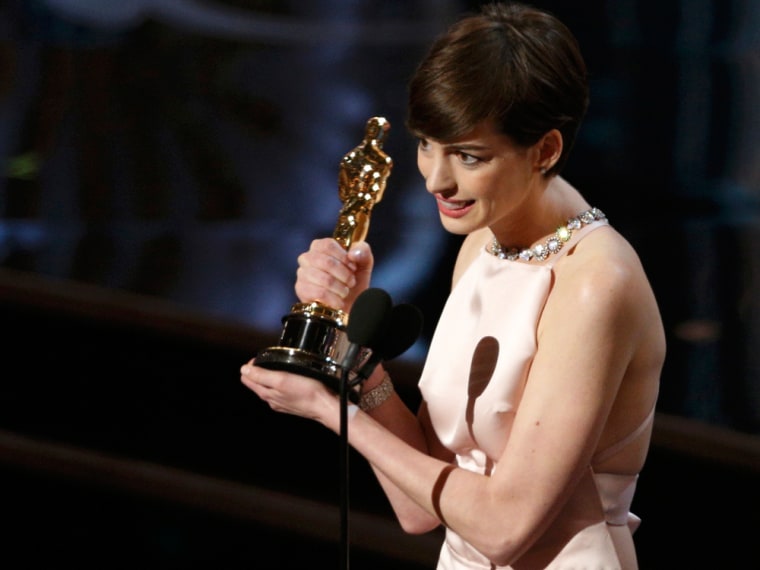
[413,132,492,152]
[443,142,490,152]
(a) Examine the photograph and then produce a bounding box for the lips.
[436,196,475,219]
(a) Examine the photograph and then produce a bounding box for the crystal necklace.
[488,207,607,262]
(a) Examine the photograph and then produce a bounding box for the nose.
[419,152,455,194]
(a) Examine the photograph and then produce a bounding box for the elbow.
[396,512,441,536]
[465,519,526,567]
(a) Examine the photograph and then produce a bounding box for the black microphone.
[341,287,393,373]
[351,302,423,385]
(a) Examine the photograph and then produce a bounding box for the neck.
[491,177,589,249]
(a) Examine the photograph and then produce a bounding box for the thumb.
[345,241,374,306]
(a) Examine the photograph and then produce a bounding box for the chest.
[419,256,554,461]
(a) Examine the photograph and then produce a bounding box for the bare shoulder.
[545,224,662,334]
[559,225,649,290]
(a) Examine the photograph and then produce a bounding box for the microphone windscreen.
[377,303,424,360]
[346,288,393,347]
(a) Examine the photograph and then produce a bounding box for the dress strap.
[543,219,609,269]
[592,404,656,464]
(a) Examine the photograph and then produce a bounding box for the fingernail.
[349,247,364,260]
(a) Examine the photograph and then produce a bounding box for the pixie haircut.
[406,2,589,176]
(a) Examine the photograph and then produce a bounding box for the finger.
[344,241,375,309]
[240,363,265,392]
[347,241,373,282]
[301,240,357,279]
[295,266,352,308]
[294,239,357,307]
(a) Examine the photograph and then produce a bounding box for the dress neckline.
[487,207,607,263]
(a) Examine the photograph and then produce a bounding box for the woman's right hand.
[294,237,374,313]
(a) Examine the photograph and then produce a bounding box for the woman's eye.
[458,152,480,165]
[417,138,430,151]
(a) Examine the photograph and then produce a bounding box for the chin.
[439,215,476,236]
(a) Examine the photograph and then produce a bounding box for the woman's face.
[416,121,540,237]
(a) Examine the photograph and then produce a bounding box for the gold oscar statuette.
[255,116,393,391]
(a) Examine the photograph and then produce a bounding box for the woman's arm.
[240,360,451,532]
[243,235,452,529]
[347,365,452,533]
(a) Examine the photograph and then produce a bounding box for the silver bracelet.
[359,373,394,412]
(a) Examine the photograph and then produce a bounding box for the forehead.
[435,121,517,151]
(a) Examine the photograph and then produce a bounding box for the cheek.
[466,170,498,199]
[416,151,428,178]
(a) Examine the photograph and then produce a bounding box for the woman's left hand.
[240,359,340,427]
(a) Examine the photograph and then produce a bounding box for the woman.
[241,2,665,568]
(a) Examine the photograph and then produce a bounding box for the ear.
[535,129,563,174]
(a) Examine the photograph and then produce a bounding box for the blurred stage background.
[0,1,758,568]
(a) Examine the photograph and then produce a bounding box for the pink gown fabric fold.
[419,219,650,569]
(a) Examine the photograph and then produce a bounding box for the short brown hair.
[406,2,589,176]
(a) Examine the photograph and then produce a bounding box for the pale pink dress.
[418,216,652,569]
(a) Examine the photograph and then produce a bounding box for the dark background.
[0,1,758,568]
